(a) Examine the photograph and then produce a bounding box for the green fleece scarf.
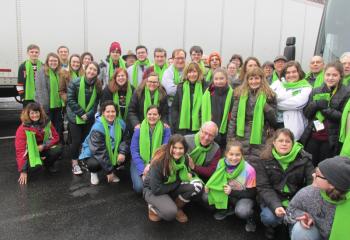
[271,71,280,83]
[202,86,233,134]
[340,99,350,157]
[199,61,206,74]
[165,156,191,184]
[25,122,51,168]
[179,81,203,131]
[113,83,132,121]
[173,65,182,85]
[108,57,126,80]
[76,77,97,124]
[206,158,245,209]
[100,116,122,166]
[49,69,62,109]
[143,87,159,118]
[25,60,42,100]
[283,79,312,89]
[320,190,350,240]
[306,70,324,88]
[205,70,213,82]
[236,93,267,144]
[189,132,213,166]
[154,63,168,82]
[343,75,350,87]
[71,71,78,80]
[139,119,164,164]
[132,59,151,87]
[313,92,331,122]
[272,142,303,206]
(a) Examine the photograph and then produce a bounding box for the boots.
[175,197,188,223]
[148,205,161,222]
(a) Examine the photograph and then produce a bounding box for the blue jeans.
[130,160,144,194]
[260,205,283,227]
[291,222,321,240]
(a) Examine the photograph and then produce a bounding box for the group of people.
[14,42,350,240]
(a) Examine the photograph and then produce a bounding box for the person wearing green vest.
[202,68,234,149]
[100,68,135,124]
[67,62,102,175]
[162,49,186,107]
[152,48,168,82]
[205,141,257,232]
[227,67,277,168]
[16,44,42,108]
[238,56,261,83]
[130,105,171,194]
[171,62,207,135]
[340,52,350,86]
[35,53,64,140]
[143,134,203,222]
[15,102,62,184]
[304,55,325,88]
[270,61,312,139]
[205,52,221,83]
[300,62,350,166]
[127,45,151,88]
[287,156,350,240]
[79,101,129,185]
[122,50,137,68]
[189,45,208,77]
[128,72,169,130]
[256,128,314,239]
[59,54,84,104]
[270,55,287,84]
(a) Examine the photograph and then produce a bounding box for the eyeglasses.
[147,81,159,84]
[315,174,327,180]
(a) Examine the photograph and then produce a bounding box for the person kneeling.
[79,101,129,185]
[205,141,257,232]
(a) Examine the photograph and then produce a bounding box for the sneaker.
[111,174,120,183]
[90,172,99,185]
[72,164,83,175]
[245,218,256,232]
[148,205,161,222]
[264,227,275,239]
[213,207,235,220]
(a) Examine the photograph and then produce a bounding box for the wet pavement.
[0,99,287,240]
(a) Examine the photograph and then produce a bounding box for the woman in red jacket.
[15,102,62,184]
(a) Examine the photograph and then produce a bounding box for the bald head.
[199,121,218,146]
[309,56,324,74]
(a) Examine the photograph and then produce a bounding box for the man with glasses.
[189,45,208,76]
[127,45,151,88]
[162,49,186,107]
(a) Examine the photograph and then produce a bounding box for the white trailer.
[0,0,324,99]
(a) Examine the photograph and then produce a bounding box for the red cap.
[109,42,122,54]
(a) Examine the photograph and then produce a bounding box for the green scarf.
[100,116,122,166]
[25,60,42,100]
[71,71,78,80]
[76,77,97,124]
[313,92,331,122]
[206,158,246,209]
[201,86,233,134]
[178,81,203,131]
[205,70,212,82]
[132,59,151,87]
[272,142,303,207]
[49,69,62,109]
[108,56,126,80]
[25,122,51,168]
[113,83,132,121]
[189,132,213,166]
[306,70,324,88]
[320,190,350,240]
[343,75,350,87]
[143,87,159,118]
[154,63,168,82]
[271,71,279,83]
[173,65,182,85]
[165,156,191,184]
[340,99,350,157]
[236,93,267,144]
[283,79,312,89]
[199,61,206,74]
[139,119,164,164]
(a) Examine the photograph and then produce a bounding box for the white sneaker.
[111,175,120,183]
[72,164,83,175]
[90,172,99,185]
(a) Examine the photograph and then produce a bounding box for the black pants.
[305,137,333,166]
[69,121,93,160]
[41,145,63,167]
[49,108,64,142]
[86,157,102,173]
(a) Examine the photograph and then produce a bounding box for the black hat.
[318,156,350,192]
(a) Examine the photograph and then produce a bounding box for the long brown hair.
[151,134,189,177]
[239,56,261,81]
[260,128,295,160]
[235,67,275,100]
[182,62,203,82]
[135,72,166,100]
[44,52,61,76]
[108,68,129,93]
[20,102,48,126]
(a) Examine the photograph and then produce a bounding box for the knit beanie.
[318,156,350,192]
[109,42,122,54]
[208,52,222,66]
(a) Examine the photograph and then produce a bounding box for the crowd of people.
[14,42,350,239]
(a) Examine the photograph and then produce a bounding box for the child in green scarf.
[205,141,257,232]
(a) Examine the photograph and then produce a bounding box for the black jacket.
[256,150,314,212]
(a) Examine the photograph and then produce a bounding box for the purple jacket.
[130,127,171,175]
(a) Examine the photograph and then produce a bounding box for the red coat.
[15,122,59,172]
